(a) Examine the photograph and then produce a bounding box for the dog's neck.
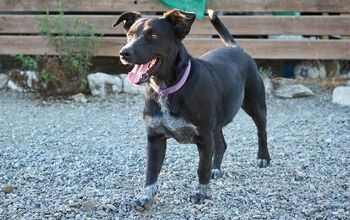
[149,43,191,91]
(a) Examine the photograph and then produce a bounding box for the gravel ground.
[0,89,349,220]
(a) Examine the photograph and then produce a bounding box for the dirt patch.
[36,56,82,97]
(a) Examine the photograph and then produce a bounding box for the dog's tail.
[207,9,236,47]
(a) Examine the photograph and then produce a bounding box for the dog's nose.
[119,48,133,58]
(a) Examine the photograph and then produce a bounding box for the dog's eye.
[150,33,157,40]
[147,31,158,40]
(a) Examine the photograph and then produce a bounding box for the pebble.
[294,171,307,181]
[0,90,349,219]
[105,204,117,211]
[1,185,13,194]
[81,200,97,212]
[68,202,80,208]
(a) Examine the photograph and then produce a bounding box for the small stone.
[325,138,332,143]
[96,210,107,216]
[1,185,13,194]
[0,192,5,201]
[0,73,9,89]
[53,213,61,218]
[294,171,306,181]
[332,86,350,106]
[70,93,87,104]
[87,72,123,97]
[105,204,117,211]
[68,201,80,208]
[81,200,97,212]
[275,84,314,98]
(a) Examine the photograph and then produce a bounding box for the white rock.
[21,71,38,88]
[263,78,273,99]
[6,70,38,92]
[0,74,9,89]
[332,86,350,106]
[294,170,306,181]
[294,61,326,79]
[87,72,123,97]
[7,80,24,92]
[70,93,87,103]
[119,74,144,95]
[275,84,314,99]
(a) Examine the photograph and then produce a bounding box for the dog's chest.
[145,97,198,144]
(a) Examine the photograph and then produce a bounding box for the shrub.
[16,55,38,71]
[16,1,102,96]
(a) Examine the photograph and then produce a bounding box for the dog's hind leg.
[211,130,227,179]
[242,78,271,168]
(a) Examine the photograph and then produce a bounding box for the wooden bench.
[0,0,350,60]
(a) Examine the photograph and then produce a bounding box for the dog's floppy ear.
[112,11,141,32]
[163,9,196,40]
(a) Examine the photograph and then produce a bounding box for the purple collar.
[151,60,191,96]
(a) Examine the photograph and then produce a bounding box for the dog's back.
[193,10,264,128]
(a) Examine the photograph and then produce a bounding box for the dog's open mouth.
[127,58,160,85]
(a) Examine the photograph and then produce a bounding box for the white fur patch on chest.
[145,96,198,143]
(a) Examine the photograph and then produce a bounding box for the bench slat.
[209,0,350,13]
[1,36,349,60]
[2,15,350,36]
[1,0,350,12]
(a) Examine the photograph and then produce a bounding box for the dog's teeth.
[148,59,157,68]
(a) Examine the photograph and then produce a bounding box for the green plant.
[16,55,38,71]
[32,0,102,96]
[79,76,89,92]
[38,69,51,88]
[36,4,101,76]
[259,67,273,79]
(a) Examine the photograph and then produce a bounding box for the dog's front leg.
[134,134,166,211]
[192,132,214,204]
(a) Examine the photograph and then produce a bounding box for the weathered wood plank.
[0,0,167,12]
[208,0,350,13]
[2,15,350,36]
[1,0,350,12]
[1,36,349,59]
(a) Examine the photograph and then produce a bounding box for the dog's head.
[112,9,196,85]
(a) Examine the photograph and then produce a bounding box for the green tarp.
[160,0,207,20]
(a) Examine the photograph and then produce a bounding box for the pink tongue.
[127,61,152,84]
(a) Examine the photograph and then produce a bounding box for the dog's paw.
[257,158,270,168]
[134,184,157,212]
[190,184,210,204]
[211,169,223,179]
[134,195,154,212]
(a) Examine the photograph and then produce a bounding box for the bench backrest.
[0,0,350,59]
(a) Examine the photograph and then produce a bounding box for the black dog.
[113,9,271,211]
